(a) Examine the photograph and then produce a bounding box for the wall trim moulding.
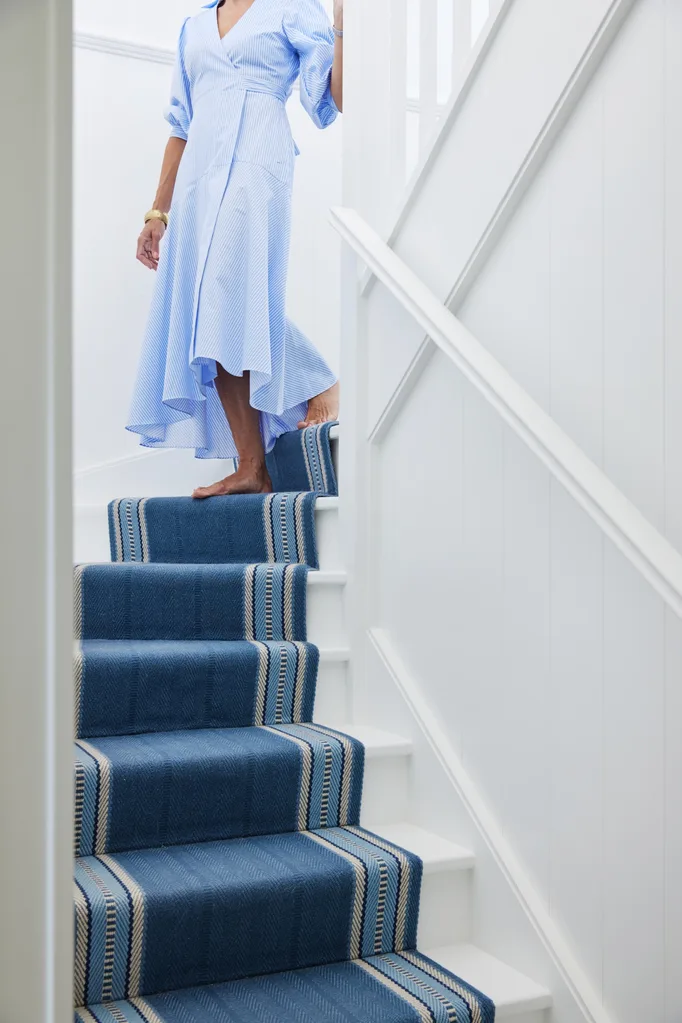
[74,32,175,65]
[331,204,682,620]
[72,32,433,114]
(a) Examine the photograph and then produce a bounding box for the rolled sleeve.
[164,18,193,140]
[283,0,339,130]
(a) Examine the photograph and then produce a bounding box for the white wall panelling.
[457,0,681,544]
[354,0,682,554]
[332,48,682,1008]
[331,206,682,618]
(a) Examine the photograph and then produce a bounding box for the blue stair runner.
[73,424,495,1023]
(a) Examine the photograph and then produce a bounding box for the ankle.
[237,455,267,476]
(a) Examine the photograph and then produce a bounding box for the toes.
[192,481,225,499]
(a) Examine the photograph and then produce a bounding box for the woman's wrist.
[144,208,169,227]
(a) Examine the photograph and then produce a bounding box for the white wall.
[73,0,341,501]
[343,0,681,1021]
[363,345,680,1023]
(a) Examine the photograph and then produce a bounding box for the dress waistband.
[194,76,289,105]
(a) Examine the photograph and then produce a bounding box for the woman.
[129,0,343,497]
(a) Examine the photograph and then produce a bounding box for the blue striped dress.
[127,0,339,459]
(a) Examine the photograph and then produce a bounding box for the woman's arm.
[136,136,186,271]
[331,0,343,113]
[152,136,186,215]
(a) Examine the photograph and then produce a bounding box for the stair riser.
[314,501,341,570]
[75,563,309,642]
[74,501,340,570]
[74,743,410,856]
[417,870,472,949]
[75,726,365,855]
[360,756,411,825]
[75,827,423,1004]
[314,658,350,721]
[307,581,346,648]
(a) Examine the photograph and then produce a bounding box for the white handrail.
[330,205,682,619]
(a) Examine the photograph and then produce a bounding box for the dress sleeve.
[283,0,339,129]
[164,18,193,141]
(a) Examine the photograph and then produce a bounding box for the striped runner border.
[300,421,338,496]
[244,563,308,642]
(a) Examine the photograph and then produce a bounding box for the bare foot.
[297,382,339,429]
[192,460,273,499]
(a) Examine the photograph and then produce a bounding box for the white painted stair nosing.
[365,822,476,873]
[423,944,552,1018]
[318,646,350,662]
[330,723,413,759]
[307,570,347,586]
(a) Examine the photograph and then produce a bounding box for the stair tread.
[328,723,413,757]
[365,823,475,872]
[423,943,552,1014]
[76,496,340,512]
[77,948,496,1023]
[76,636,347,659]
[318,645,350,661]
[316,496,339,510]
[307,569,347,584]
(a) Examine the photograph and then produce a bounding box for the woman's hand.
[333,0,343,31]
[137,220,166,271]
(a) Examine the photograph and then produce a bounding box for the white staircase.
[73,440,552,1021]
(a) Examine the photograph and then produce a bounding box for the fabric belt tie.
[195,77,289,105]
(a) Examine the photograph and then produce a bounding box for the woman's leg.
[192,364,273,498]
[297,381,340,429]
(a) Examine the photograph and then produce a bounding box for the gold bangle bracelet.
[144,209,169,227]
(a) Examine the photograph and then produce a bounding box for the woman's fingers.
[136,223,165,269]
[137,246,157,271]
[137,246,153,270]
[137,229,158,270]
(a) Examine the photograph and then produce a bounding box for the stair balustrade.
[343,0,507,235]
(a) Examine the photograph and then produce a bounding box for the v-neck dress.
[126,0,338,460]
